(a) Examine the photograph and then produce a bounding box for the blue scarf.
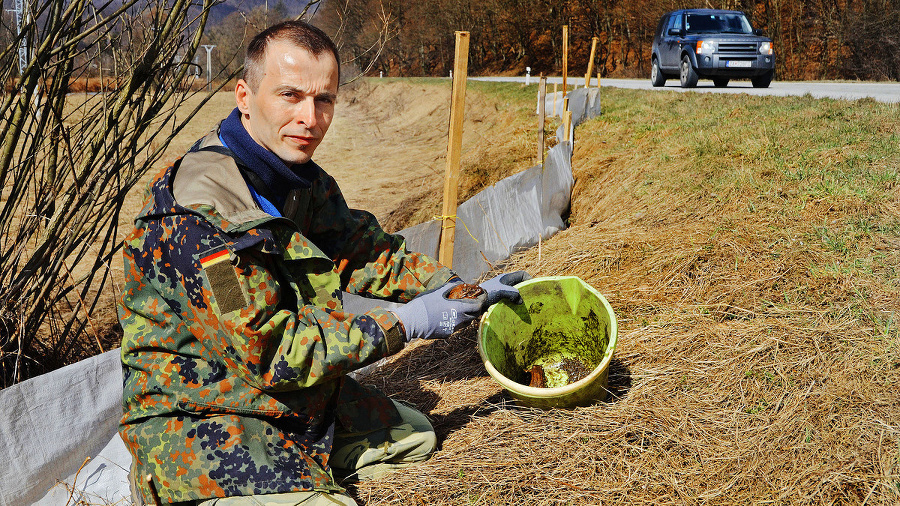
[218,107,314,207]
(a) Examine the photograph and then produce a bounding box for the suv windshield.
[685,13,752,34]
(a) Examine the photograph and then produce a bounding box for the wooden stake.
[438,31,470,268]
[538,75,546,164]
[564,110,573,142]
[597,68,602,88]
[585,37,599,88]
[538,233,542,264]
[562,25,568,97]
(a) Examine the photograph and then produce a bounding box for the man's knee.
[196,490,358,505]
[391,400,437,461]
[331,400,436,479]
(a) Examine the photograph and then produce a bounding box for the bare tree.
[841,0,900,80]
[317,0,396,80]
[206,4,291,78]
[0,0,227,387]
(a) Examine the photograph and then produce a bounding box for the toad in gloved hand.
[393,271,532,341]
[392,282,487,341]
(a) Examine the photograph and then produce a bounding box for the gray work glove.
[479,271,532,305]
[393,283,487,341]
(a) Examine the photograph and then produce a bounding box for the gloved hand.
[392,283,487,341]
[479,271,532,305]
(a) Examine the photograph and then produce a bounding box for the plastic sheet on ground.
[393,140,573,284]
[0,349,130,506]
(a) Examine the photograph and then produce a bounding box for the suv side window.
[658,13,682,68]
[671,13,683,33]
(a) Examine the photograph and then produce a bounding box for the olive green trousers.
[167,400,435,506]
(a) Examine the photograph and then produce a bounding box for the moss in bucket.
[511,308,610,388]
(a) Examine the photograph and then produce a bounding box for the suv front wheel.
[680,55,699,88]
[650,57,666,87]
[751,70,773,88]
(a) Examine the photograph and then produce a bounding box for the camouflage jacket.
[119,130,454,503]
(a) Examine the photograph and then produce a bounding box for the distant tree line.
[5,0,893,86]
[311,0,900,81]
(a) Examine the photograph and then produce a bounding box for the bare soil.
[315,80,454,224]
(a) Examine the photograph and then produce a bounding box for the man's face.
[235,40,339,165]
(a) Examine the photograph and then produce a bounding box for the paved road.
[472,76,900,103]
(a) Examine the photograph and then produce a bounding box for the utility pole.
[201,44,216,91]
[7,0,29,75]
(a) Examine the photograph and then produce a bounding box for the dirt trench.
[314,80,454,224]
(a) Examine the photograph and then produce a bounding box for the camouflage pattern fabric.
[331,399,436,482]
[188,400,436,506]
[119,130,455,504]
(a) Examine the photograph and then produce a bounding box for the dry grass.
[348,86,900,504]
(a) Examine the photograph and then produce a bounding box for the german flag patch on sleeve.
[200,247,248,315]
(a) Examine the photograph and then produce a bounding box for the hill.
[205,0,314,26]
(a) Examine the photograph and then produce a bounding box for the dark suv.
[651,9,775,88]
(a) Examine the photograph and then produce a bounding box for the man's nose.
[295,97,317,129]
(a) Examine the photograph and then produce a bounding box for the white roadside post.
[202,44,216,92]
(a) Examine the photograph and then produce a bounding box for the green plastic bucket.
[478,276,617,409]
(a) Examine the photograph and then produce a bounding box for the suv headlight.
[696,40,716,54]
[759,42,773,55]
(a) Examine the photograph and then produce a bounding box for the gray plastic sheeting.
[0,87,599,505]
[540,87,602,142]
[394,140,573,284]
[0,349,131,506]
[541,86,603,126]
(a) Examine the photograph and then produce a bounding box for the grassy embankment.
[357,81,900,504]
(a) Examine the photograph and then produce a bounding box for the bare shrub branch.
[0,0,227,387]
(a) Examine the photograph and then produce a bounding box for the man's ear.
[235,79,251,115]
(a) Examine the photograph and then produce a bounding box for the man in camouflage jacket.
[119,20,526,506]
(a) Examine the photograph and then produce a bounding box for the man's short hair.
[243,20,340,91]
